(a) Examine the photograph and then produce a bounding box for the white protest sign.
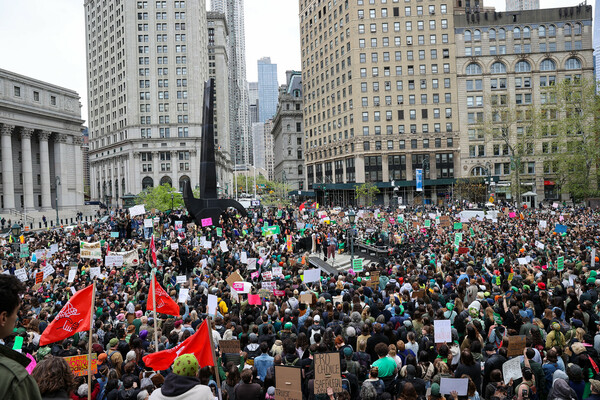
[220,240,229,253]
[207,294,218,317]
[71,287,76,296]
[592,249,596,267]
[128,204,146,217]
[178,288,189,303]
[89,267,101,279]
[144,219,153,228]
[240,252,248,264]
[535,241,545,250]
[105,255,124,267]
[247,258,257,271]
[502,357,523,384]
[42,265,55,280]
[517,258,528,265]
[176,275,187,285]
[303,268,321,283]
[440,378,469,396]
[539,220,547,229]
[272,267,283,278]
[171,243,179,250]
[49,243,59,255]
[434,319,452,343]
[203,240,212,249]
[14,268,28,282]
[68,268,77,283]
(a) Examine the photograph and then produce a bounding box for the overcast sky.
[0,0,587,125]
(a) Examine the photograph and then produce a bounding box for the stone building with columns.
[0,68,84,216]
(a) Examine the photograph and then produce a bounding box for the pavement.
[307,251,376,273]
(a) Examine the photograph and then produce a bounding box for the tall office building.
[207,11,233,197]
[85,0,208,206]
[210,0,251,167]
[248,81,259,124]
[272,71,305,191]
[258,57,279,122]
[594,3,600,87]
[455,6,594,202]
[505,0,539,12]
[300,0,460,206]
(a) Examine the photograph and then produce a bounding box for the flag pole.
[152,270,159,353]
[207,316,222,400]
[88,280,96,400]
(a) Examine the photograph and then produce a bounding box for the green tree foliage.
[355,182,380,206]
[136,183,184,212]
[455,177,488,203]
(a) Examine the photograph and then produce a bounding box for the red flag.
[106,242,110,253]
[143,319,214,371]
[150,236,157,266]
[299,201,306,212]
[147,275,180,316]
[39,285,94,346]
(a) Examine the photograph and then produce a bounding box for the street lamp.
[348,210,356,265]
[55,176,60,226]
[485,161,493,203]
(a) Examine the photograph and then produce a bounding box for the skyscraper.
[248,81,259,124]
[257,57,279,122]
[210,0,251,167]
[85,0,208,205]
[505,0,540,12]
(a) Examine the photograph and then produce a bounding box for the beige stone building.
[0,69,84,222]
[85,0,208,207]
[455,6,594,203]
[299,0,460,206]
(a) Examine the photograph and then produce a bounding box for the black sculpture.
[183,79,247,225]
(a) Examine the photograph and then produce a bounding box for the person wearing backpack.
[546,322,566,349]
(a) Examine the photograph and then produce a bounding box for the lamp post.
[485,161,493,203]
[348,210,356,265]
[422,157,430,205]
[55,176,60,226]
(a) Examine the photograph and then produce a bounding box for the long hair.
[32,355,75,395]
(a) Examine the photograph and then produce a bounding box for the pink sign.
[258,258,264,265]
[273,290,285,296]
[201,217,213,227]
[559,215,564,221]
[251,271,259,279]
[248,294,262,305]
[25,353,36,374]
[509,212,516,218]
[232,282,245,291]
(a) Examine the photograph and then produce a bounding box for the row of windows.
[464,40,583,56]
[137,1,186,8]
[465,57,582,75]
[464,23,582,41]
[12,86,57,105]
[139,127,189,138]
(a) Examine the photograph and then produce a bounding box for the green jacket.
[0,344,42,400]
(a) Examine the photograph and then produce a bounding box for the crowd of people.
[1,201,600,400]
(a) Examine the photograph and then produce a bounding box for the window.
[515,60,531,72]
[539,25,546,37]
[513,27,521,39]
[490,62,506,74]
[564,24,571,36]
[50,95,56,105]
[565,57,581,70]
[498,28,506,40]
[465,63,481,75]
[33,91,39,101]
[473,29,481,41]
[13,86,20,97]
[540,59,556,71]
[548,25,556,37]
[489,28,496,40]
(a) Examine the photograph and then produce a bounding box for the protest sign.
[80,241,102,259]
[557,256,565,272]
[144,219,153,228]
[303,268,321,283]
[352,258,363,272]
[300,293,313,304]
[434,320,452,343]
[201,217,213,227]
[248,294,261,305]
[555,224,568,234]
[232,282,251,293]
[89,267,101,279]
[35,271,43,285]
[104,255,124,267]
[108,250,139,267]
[219,340,241,354]
[176,275,187,285]
[220,240,229,253]
[240,252,248,264]
[128,204,145,217]
[247,258,257,270]
[64,354,98,377]
[14,268,27,283]
[313,353,342,394]
[369,271,380,288]
[440,378,469,396]
[207,294,218,317]
[272,267,283,277]
[261,281,277,291]
[507,335,527,357]
[502,357,523,384]
[226,271,243,287]
[275,366,302,400]
[20,244,29,258]
[178,288,189,303]
[42,265,55,280]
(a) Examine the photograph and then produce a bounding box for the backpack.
[284,357,299,366]
[140,371,156,389]
[341,374,351,395]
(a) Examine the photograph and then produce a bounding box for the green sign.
[556,256,565,272]
[276,210,283,218]
[454,222,463,230]
[262,226,281,236]
[20,244,29,258]
[216,227,223,237]
[352,259,364,272]
[470,228,475,237]
[424,220,431,228]
[398,215,404,223]
[454,233,463,248]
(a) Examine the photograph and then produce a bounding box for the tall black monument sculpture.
[183,79,247,224]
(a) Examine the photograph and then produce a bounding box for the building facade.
[272,71,305,191]
[505,0,539,12]
[0,69,84,215]
[455,6,594,202]
[207,11,233,197]
[257,57,280,123]
[300,0,460,206]
[248,81,259,124]
[210,0,251,167]
[264,119,275,181]
[85,0,208,206]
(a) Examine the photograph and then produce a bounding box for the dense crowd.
[2,202,600,400]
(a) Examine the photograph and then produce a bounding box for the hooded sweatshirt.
[149,374,213,400]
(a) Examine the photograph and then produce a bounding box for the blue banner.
[416,169,423,192]
[555,224,567,234]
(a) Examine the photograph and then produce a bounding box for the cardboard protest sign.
[64,354,98,377]
[300,293,313,304]
[313,352,342,394]
[226,271,243,287]
[434,320,452,343]
[369,271,380,288]
[275,366,302,400]
[219,340,241,354]
[411,290,425,298]
[507,335,526,357]
[440,215,451,227]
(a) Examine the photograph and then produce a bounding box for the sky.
[0,0,589,125]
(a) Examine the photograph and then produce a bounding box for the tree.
[542,78,600,201]
[455,177,487,203]
[355,182,380,206]
[136,183,184,212]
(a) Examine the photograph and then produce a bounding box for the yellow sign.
[489,196,495,203]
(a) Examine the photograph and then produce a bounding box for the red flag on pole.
[147,275,180,316]
[150,235,157,266]
[143,319,215,371]
[39,285,94,346]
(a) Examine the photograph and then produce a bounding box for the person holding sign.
[0,275,42,400]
